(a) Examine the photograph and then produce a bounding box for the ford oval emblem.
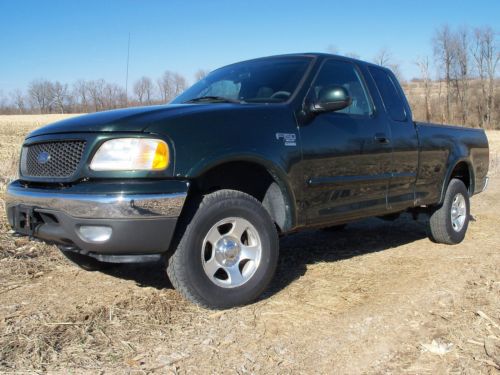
[37,151,50,164]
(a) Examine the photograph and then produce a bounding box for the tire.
[167,189,279,309]
[59,248,116,271]
[428,178,470,245]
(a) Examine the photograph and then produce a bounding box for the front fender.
[186,149,299,230]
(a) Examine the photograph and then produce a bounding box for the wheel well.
[190,161,289,232]
[449,162,471,193]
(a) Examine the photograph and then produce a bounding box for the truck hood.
[27,104,220,138]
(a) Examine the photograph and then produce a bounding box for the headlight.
[90,138,169,171]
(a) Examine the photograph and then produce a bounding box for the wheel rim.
[201,217,262,288]
[450,193,467,232]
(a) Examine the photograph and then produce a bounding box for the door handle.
[374,134,390,144]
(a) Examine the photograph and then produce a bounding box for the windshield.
[172,56,312,104]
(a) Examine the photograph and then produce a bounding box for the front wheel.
[428,178,470,245]
[167,190,279,309]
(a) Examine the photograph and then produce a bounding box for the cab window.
[369,67,407,122]
[312,60,372,116]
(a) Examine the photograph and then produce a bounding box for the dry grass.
[0,115,499,373]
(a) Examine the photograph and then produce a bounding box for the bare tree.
[433,25,455,122]
[0,91,9,114]
[172,73,187,97]
[86,79,106,112]
[373,48,403,82]
[194,69,209,81]
[415,56,433,122]
[133,76,155,104]
[471,26,499,128]
[157,71,175,102]
[11,89,26,113]
[73,80,89,113]
[103,83,127,109]
[28,79,55,113]
[158,71,187,102]
[51,81,68,114]
[452,26,471,125]
[345,52,360,59]
[373,48,392,67]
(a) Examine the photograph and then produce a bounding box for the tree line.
[409,25,499,129]
[0,69,209,115]
[0,24,497,128]
[332,25,499,129]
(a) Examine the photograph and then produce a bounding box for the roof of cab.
[218,52,383,71]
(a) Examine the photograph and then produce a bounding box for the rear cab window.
[368,67,408,122]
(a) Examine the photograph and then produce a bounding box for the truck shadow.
[262,214,428,300]
[103,214,429,297]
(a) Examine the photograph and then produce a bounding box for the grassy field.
[0,115,499,373]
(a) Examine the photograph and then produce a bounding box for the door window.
[312,60,372,116]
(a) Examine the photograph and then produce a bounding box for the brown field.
[0,115,499,374]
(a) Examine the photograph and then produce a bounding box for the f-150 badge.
[276,133,296,146]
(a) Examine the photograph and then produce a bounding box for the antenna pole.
[125,32,131,106]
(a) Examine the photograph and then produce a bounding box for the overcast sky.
[0,0,498,94]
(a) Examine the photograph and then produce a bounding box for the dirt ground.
[0,115,499,374]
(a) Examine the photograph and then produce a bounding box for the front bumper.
[5,180,189,256]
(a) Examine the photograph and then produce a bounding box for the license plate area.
[13,205,42,236]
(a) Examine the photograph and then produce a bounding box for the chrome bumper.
[5,180,189,255]
[5,182,186,220]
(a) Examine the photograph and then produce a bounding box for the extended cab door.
[367,67,419,210]
[299,59,392,226]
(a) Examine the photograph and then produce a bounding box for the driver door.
[299,59,392,225]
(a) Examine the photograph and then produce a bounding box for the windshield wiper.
[184,96,244,104]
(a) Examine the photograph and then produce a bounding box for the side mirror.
[311,86,352,113]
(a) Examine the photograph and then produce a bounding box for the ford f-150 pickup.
[6,54,489,308]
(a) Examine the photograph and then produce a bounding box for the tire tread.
[167,189,278,309]
[428,178,469,245]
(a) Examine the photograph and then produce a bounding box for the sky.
[0,0,498,95]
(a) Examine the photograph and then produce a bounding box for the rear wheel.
[167,189,279,309]
[428,178,470,245]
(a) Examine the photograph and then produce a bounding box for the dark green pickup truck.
[6,54,489,308]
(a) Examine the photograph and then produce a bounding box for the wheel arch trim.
[186,151,298,231]
[438,157,475,204]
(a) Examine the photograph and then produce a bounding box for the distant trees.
[28,79,53,113]
[157,71,187,103]
[1,23,498,130]
[11,89,26,114]
[51,82,69,114]
[372,48,403,82]
[433,25,455,122]
[426,24,499,128]
[415,56,432,122]
[2,68,190,115]
[73,80,90,113]
[194,69,210,81]
[133,76,155,104]
[471,26,499,128]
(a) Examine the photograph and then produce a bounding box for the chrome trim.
[6,184,186,219]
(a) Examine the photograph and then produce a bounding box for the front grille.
[20,140,86,179]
